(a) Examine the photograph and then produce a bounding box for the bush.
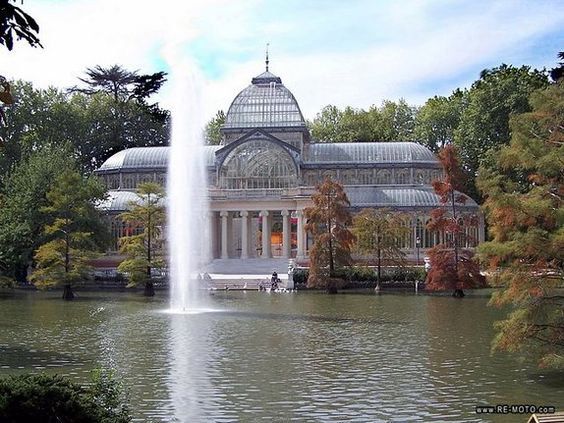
[0,371,131,423]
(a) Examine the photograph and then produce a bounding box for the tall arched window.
[219,140,298,189]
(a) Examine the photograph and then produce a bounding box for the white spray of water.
[166,59,210,312]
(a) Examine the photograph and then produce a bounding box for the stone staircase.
[204,258,290,275]
[202,258,292,290]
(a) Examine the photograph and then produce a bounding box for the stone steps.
[204,258,291,275]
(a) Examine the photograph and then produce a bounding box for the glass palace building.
[95,68,484,262]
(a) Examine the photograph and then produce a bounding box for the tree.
[118,182,165,297]
[352,208,409,288]
[309,100,417,142]
[0,371,131,422]
[415,90,465,153]
[304,178,355,293]
[70,65,170,170]
[426,145,486,297]
[205,110,225,145]
[477,81,564,369]
[454,65,548,184]
[1,80,170,174]
[0,145,79,282]
[0,0,41,51]
[550,51,564,82]
[30,169,107,299]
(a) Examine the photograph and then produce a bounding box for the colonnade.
[212,209,308,260]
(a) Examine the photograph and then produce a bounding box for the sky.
[1,0,563,121]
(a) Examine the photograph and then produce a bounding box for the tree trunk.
[144,280,155,297]
[452,289,465,298]
[62,283,74,300]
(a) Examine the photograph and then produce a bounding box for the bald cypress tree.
[477,81,564,369]
[305,178,355,293]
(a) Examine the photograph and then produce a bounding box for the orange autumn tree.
[305,178,355,293]
[477,80,563,369]
[426,145,485,297]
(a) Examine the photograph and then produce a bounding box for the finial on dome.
[265,43,270,72]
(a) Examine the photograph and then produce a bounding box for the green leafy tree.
[205,110,225,145]
[0,371,131,422]
[0,0,41,51]
[415,90,465,152]
[118,182,165,297]
[426,145,486,297]
[477,81,564,369]
[454,65,548,184]
[310,100,417,142]
[305,178,355,293]
[1,80,170,174]
[0,145,78,282]
[550,51,564,82]
[30,169,107,299]
[352,208,409,287]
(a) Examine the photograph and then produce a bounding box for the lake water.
[0,290,562,422]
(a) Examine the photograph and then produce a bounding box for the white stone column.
[240,210,249,259]
[208,211,215,260]
[220,211,229,259]
[281,209,291,258]
[297,209,305,259]
[259,210,271,258]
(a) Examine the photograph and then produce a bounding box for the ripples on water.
[0,291,562,422]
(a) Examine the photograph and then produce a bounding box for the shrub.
[0,371,131,423]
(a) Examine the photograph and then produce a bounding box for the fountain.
[166,62,211,312]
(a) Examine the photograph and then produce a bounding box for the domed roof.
[223,70,306,129]
[95,146,220,172]
[305,142,439,164]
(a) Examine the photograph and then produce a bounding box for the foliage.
[305,178,355,291]
[426,145,485,295]
[1,80,170,174]
[0,0,41,51]
[205,110,225,145]
[425,248,484,292]
[550,51,564,82]
[477,81,564,369]
[118,182,166,292]
[352,208,409,284]
[310,100,417,142]
[29,168,107,295]
[414,90,464,153]
[454,64,548,183]
[0,145,76,281]
[0,371,131,423]
[293,266,426,288]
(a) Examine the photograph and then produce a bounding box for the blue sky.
[1,0,563,120]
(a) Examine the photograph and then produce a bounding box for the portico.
[209,205,310,260]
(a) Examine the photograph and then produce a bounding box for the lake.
[0,290,562,422]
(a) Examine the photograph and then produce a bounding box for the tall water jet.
[167,61,210,311]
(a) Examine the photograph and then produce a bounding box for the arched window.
[219,140,298,189]
[376,170,391,185]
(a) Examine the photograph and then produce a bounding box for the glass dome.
[223,71,306,129]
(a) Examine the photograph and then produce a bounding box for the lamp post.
[416,236,421,266]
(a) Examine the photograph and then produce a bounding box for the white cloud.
[1,0,562,121]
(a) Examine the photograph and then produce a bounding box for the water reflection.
[0,291,562,422]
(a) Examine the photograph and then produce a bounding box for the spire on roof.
[265,42,270,72]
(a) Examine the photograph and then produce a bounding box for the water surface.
[0,290,562,422]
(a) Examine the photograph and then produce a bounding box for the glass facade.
[219,139,298,189]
